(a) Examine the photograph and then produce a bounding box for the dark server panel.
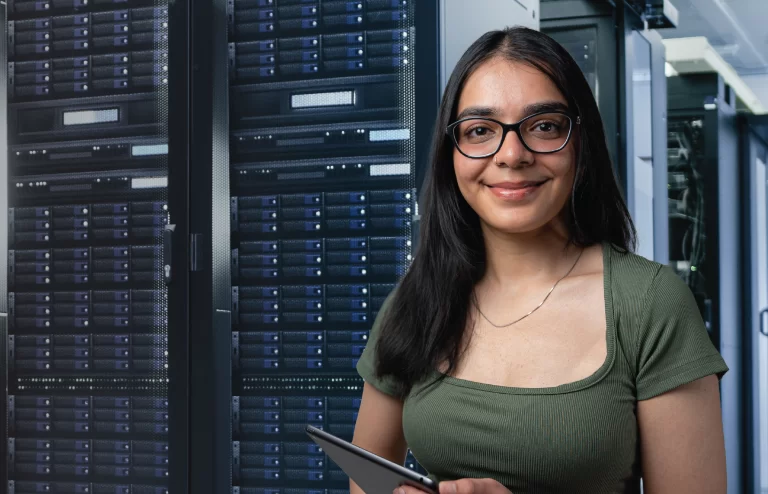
[4,0,172,491]
[228,1,422,492]
[667,117,712,332]
[542,26,597,96]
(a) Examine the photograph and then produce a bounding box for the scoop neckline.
[425,241,617,396]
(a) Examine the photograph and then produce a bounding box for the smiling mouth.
[483,179,550,201]
[485,179,550,189]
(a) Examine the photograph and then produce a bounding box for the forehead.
[456,58,566,118]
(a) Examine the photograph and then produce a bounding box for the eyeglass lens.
[453,113,572,156]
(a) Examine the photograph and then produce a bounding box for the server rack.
[226,1,423,493]
[739,114,768,494]
[1,0,191,491]
[0,0,8,489]
[666,73,742,494]
[540,0,624,175]
[622,27,668,263]
[666,74,741,349]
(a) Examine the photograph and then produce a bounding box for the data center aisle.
[227,0,424,492]
[3,0,173,491]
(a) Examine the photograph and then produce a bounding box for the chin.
[482,216,552,235]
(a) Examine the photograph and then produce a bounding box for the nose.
[494,128,533,167]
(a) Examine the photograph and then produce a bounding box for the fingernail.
[446,484,457,494]
[394,488,405,494]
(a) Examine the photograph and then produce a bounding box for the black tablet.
[305,425,438,494]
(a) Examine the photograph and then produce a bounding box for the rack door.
[746,121,768,494]
[755,155,768,494]
[227,1,424,493]
[2,0,180,490]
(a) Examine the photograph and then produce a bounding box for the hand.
[394,478,512,494]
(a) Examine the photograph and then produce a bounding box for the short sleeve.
[635,265,729,401]
[355,290,401,396]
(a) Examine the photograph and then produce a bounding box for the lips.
[486,179,549,189]
[484,179,549,201]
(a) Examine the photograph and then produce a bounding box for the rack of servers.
[666,73,741,352]
[740,113,768,494]
[1,0,446,491]
[666,72,743,493]
[226,0,425,492]
[1,0,175,489]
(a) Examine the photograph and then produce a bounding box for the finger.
[394,485,429,494]
[438,482,457,494]
[439,479,477,494]
[454,478,480,494]
[440,478,506,494]
[476,478,509,493]
[479,479,508,493]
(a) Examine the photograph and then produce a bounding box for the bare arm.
[638,375,727,494]
[349,382,408,494]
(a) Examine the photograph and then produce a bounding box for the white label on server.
[291,90,355,109]
[369,129,410,142]
[369,163,410,176]
[132,176,168,189]
[132,144,169,156]
[63,109,119,126]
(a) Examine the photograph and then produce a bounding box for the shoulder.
[605,244,664,304]
[606,245,691,309]
[607,250,729,399]
[606,245,706,366]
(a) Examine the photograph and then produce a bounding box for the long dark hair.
[373,26,636,399]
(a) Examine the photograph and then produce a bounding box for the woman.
[350,27,728,494]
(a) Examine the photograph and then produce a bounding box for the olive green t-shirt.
[355,244,728,494]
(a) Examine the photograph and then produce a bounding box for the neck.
[479,221,580,290]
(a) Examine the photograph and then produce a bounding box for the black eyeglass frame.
[445,111,581,159]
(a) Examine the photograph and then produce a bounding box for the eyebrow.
[455,100,570,121]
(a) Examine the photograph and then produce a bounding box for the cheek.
[545,156,577,213]
[452,150,485,187]
[554,158,576,182]
[545,146,577,185]
[544,160,575,206]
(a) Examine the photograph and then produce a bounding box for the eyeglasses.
[446,111,580,159]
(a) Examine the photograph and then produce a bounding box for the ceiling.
[656,0,768,76]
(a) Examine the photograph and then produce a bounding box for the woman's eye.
[467,126,490,136]
[535,122,555,132]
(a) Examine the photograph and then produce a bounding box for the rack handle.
[163,224,175,285]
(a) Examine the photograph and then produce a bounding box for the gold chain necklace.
[473,248,584,328]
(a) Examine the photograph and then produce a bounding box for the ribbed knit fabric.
[355,243,728,494]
